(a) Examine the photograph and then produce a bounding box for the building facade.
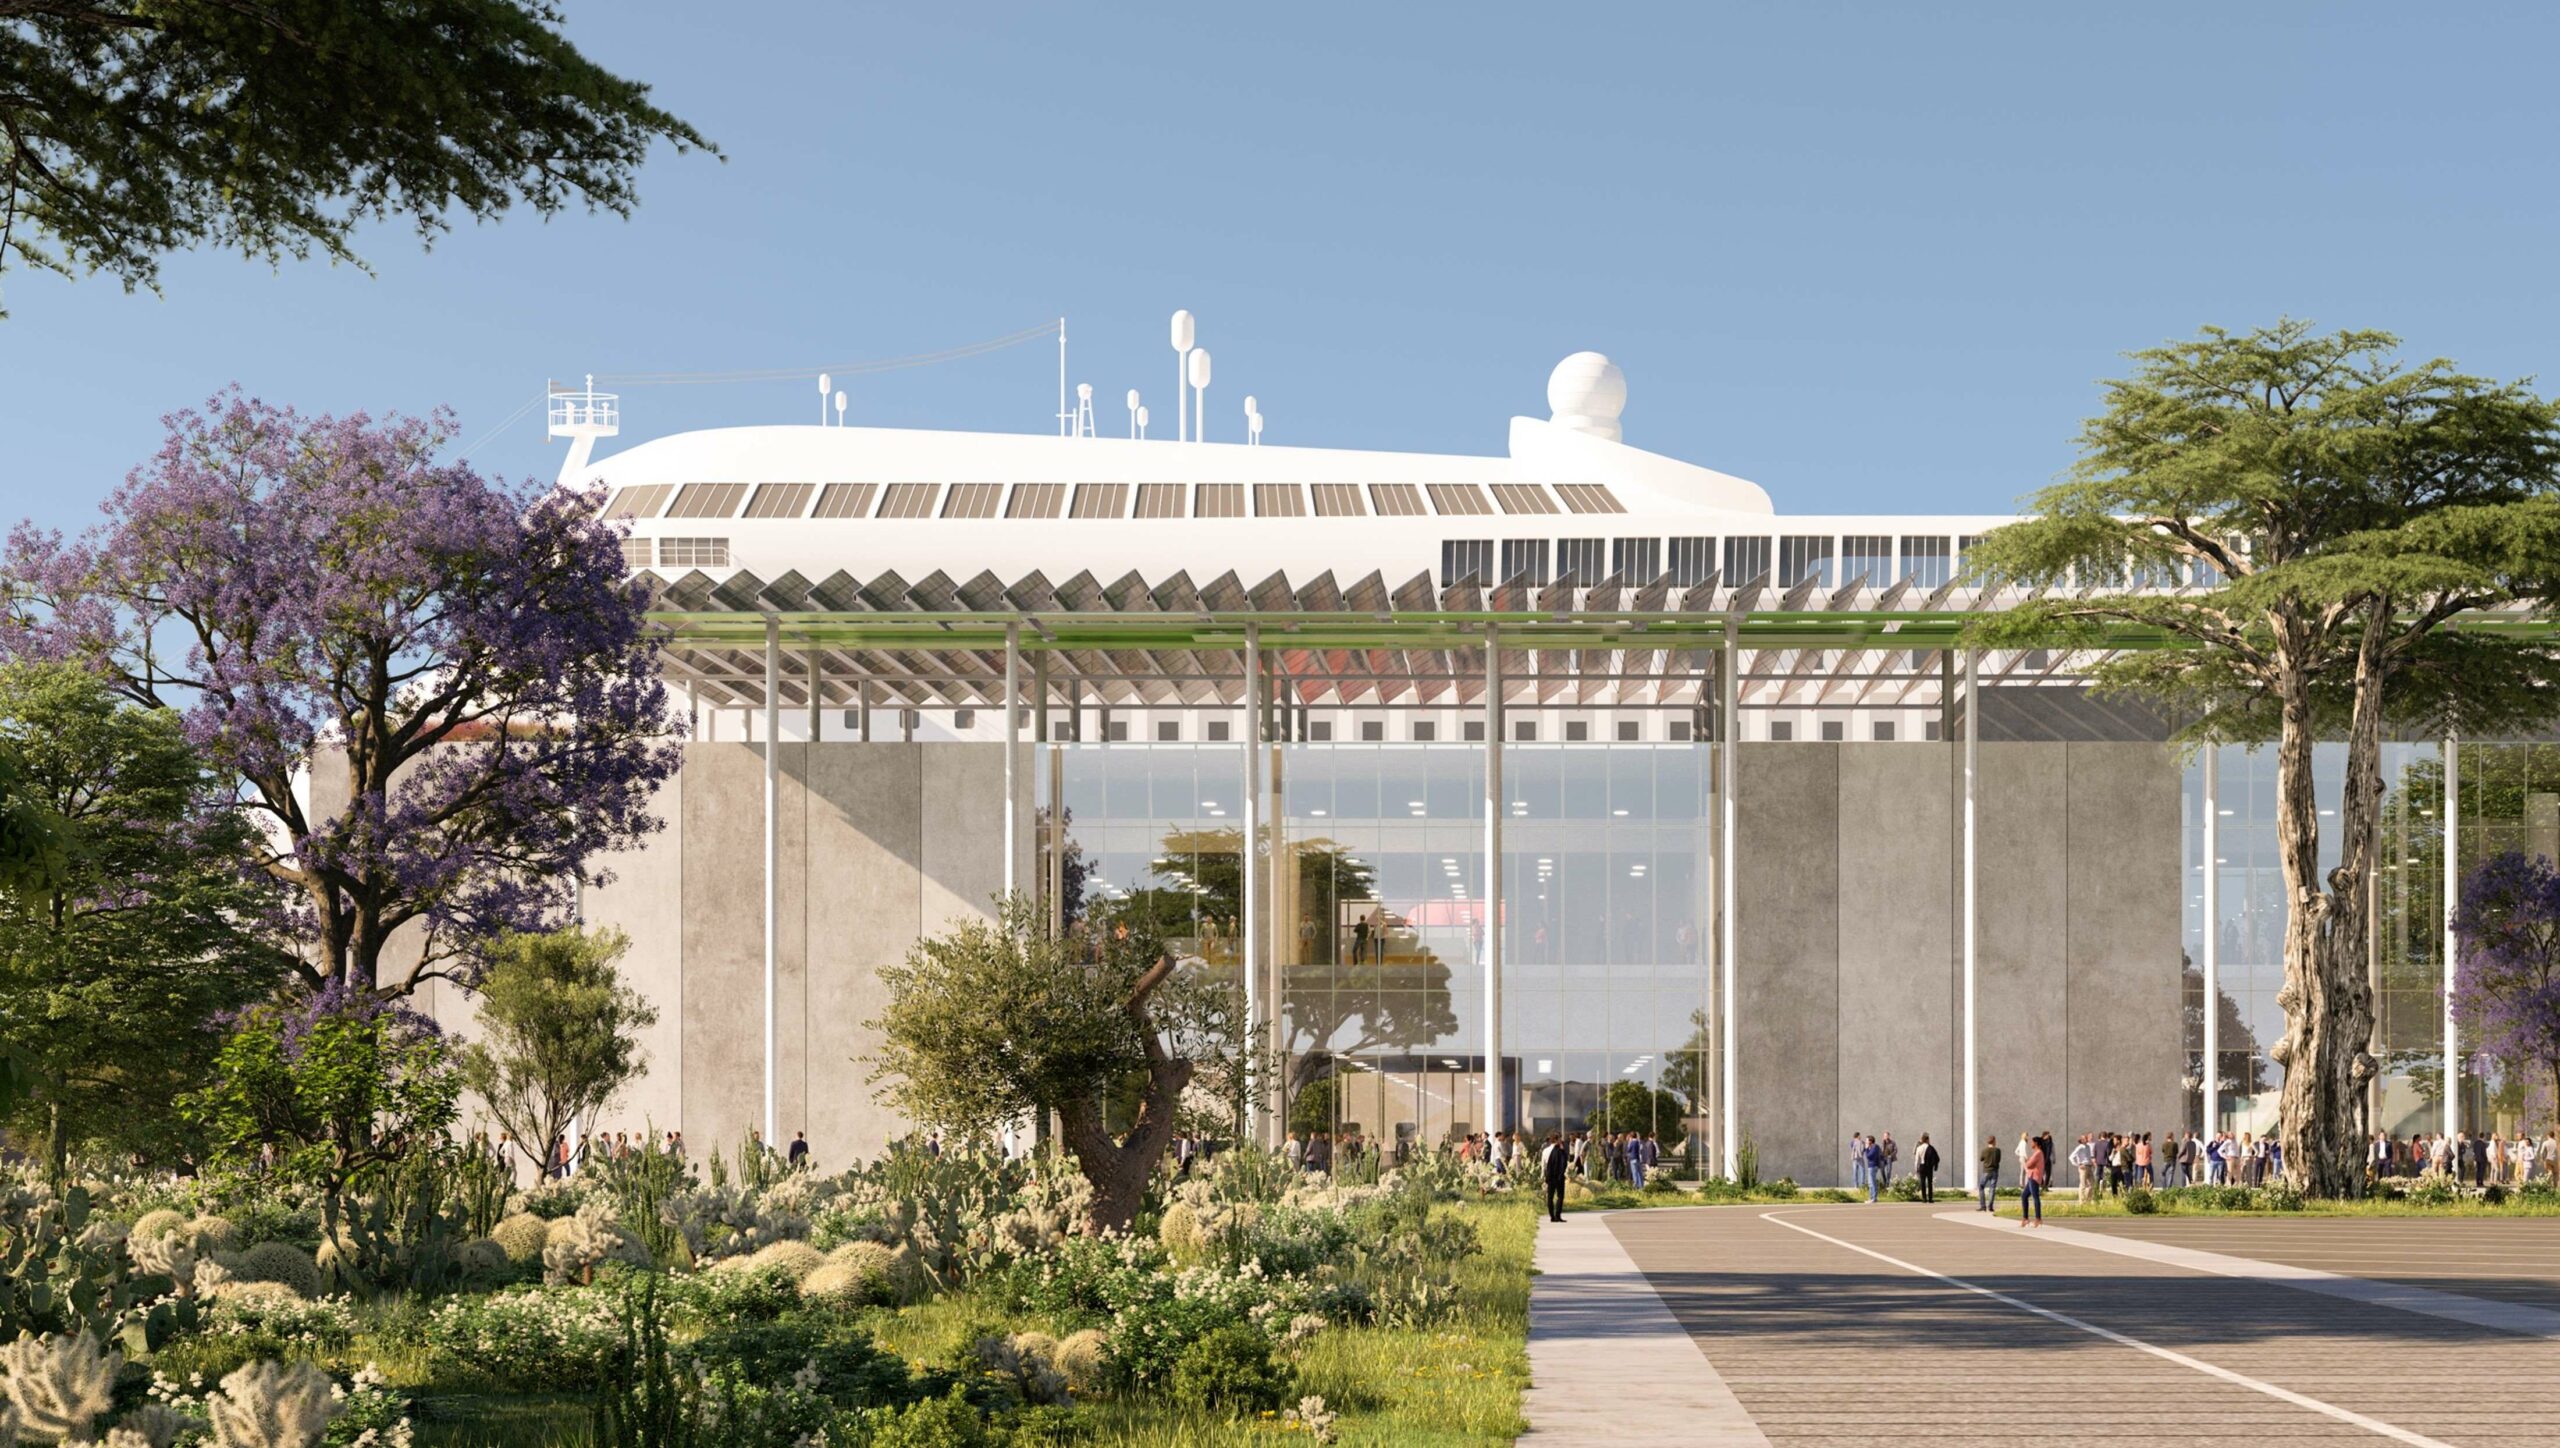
[525,353,2552,1183]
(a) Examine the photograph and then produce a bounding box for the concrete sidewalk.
[1518,1211,1771,1445]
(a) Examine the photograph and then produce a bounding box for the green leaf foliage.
[1965,319,2560,743]
[0,0,716,313]
[0,661,285,1173]
[457,926,658,1182]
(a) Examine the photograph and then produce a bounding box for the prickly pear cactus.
[0,1184,199,1351]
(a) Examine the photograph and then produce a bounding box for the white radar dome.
[1546,351,1627,442]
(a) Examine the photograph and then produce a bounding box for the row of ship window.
[598,479,1630,523]
[1437,534,2224,590]
[623,532,2221,593]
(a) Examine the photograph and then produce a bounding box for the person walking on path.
[1914,1134,1939,1203]
[1977,1135,2002,1212]
[1849,1133,1871,1195]
[1862,1135,1885,1202]
[2018,1136,2047,1228]
[1540,1132,1569,1223]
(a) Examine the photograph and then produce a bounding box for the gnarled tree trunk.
[2271,614,2384,1198]
[1057,952,1194,1233]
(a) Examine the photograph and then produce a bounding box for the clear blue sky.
[5,5,2557,533]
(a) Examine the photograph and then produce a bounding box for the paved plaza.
[1522,1205,2560,1446]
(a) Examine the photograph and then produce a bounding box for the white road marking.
[1760,1210,2457,1448]
[1934,1210,2560,1341]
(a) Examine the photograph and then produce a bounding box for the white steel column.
[762,617,781,1148]
[2201,746,2220,1137]
[1718,624,1740,1178]
[2443,732,2460,1137]
[1003,624,1020,899]
[1241,626,1263,1143]
[1962,648,1980,1191]
[1482,626,1504,1141]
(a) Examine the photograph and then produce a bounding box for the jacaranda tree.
[1970,321,2560,1196]
[1,392,681,994]
[2452,852,2560,1123]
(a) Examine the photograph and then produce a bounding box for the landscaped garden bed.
[0,1141,1532,1448]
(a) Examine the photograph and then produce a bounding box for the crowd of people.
[2374,1128,2558,1185]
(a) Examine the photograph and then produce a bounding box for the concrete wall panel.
[802,744,924,1165]
[678,744,770,1156]
[1733,743,1839,1186]
[2064,742,2184,1138]
[1835,745,1956,1163]
[1976,743,2069,1155]
[920,744,1012,933]
[586,764,685,1142]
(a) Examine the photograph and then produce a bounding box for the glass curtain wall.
[2455,742,2560,1132]
[1036,725,1715,1170]
[2184,739,2545,1139]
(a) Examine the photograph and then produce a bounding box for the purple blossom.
[1,389,682,994]
[2451,851,2560,1110]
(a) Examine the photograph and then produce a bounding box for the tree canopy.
[0,0,713,313]
[457,926,658,1180]
[0,660,282,1174]
[1,392,683,994]
[869,896,1264,1232]
[1969,320,2560,1195]
[183,981,460,1262]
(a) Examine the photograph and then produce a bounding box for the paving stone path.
[1521,1204,2560,1446]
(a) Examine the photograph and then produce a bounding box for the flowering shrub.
[423,1283,622,1390]
[202,1285,360,1352]
[146,1358,409,1448]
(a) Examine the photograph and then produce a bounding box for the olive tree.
[868,895,1269,1233]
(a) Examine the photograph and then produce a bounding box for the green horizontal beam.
[644,606,2549,655]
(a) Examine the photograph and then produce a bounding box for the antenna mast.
[1056,317,1069,437]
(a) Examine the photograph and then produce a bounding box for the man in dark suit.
[1914,1134,1940,1203]
[1541,1132,1569,1223]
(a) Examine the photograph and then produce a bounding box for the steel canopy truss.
[643,565,2557,713]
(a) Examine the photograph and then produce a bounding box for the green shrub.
[681,1260,803,1321]
[150,1330,275,1384]
[862,1386,994,1448]
[2408,1175,2460,1208]
[1640,1173,1680,1197]
[426,1283,623,1390]
[2122,1185,2158,1215]
[1169,1324,1291,1415]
